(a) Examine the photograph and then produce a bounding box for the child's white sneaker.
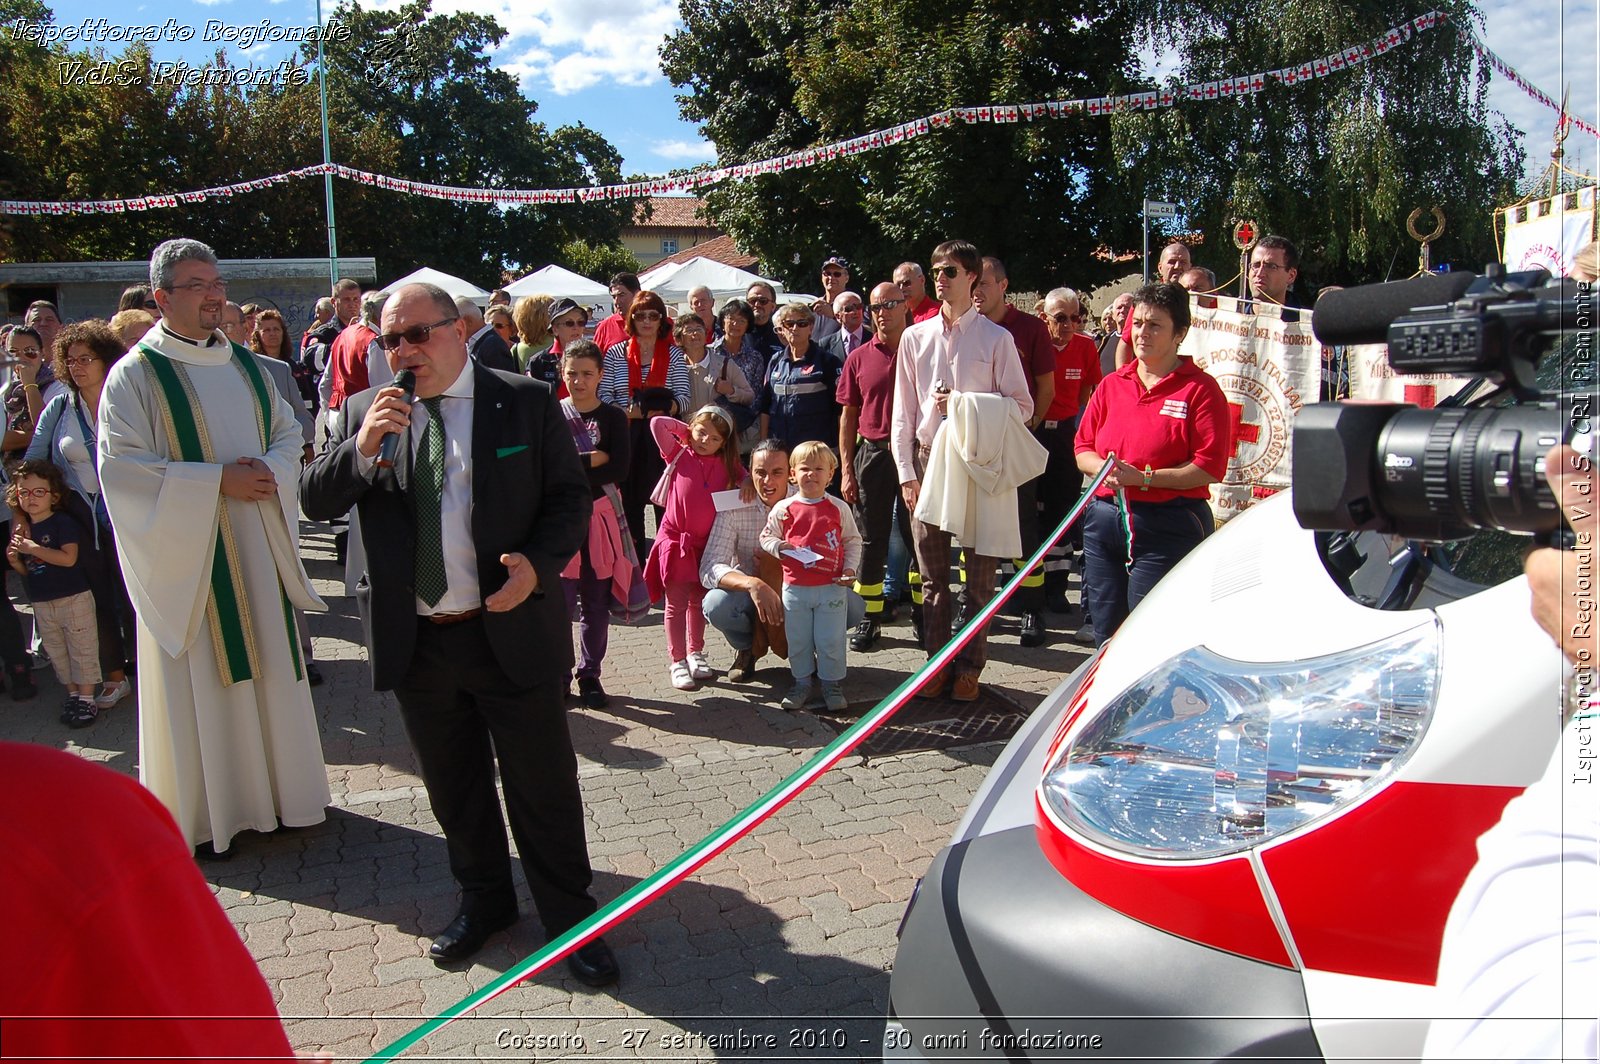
[686,651,714,680]
[670,660,697,691]
[780,679,816,711]
[820,681,848,713]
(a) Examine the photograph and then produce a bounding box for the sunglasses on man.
[377,317,458,351]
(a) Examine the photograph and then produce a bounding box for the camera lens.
[1375,405,1565,538]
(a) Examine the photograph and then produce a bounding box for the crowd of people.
[0,230,1372,968]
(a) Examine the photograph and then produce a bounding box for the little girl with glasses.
[6,461,101,727]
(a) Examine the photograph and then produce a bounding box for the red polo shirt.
[908,296,941,323]
[836,336,897,441]
[593,313,627,354]
[1045,334,1103,420]
[997,306,1055,401]
[1074,356,1231,503]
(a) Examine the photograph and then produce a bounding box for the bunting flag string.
[2,9,1591,217]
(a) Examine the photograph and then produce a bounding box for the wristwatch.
[1142,464,1153,489]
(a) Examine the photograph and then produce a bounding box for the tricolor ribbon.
[357,461,1114,1063]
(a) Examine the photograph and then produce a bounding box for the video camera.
[1292,264,1593,542]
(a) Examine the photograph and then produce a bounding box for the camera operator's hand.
[1526,443,1598,669]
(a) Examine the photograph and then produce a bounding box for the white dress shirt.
[355,361,478,614]
[889,303,1033,484]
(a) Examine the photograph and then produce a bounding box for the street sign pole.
[1143,200,1178,283]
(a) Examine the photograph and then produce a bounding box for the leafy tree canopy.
[0,0,630,283]
[662,0,1526,296]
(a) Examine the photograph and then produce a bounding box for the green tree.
[1109,0,1524,289]
[662,0,1142,293]
[559,238,644,283]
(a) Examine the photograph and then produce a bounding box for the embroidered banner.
[1178,296,1322,524]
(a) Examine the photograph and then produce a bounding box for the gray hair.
[895,262,924,278]
[688,285,714,302]
[1043,287,1080,311]
[315,297,335,315]
[833,290,863,313]
[453,294,485,327]
[149,238,218,291]
[361,290,387,326]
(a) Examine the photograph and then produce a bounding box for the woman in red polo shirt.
[1073,283,1231,645]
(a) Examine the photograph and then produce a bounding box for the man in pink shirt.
[889,240,1034,702]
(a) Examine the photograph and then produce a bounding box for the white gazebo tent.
[636,257,783,304]
[503,265,610,306]
[380,266,490,300]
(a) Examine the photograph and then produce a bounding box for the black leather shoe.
[566,938,620,987]
[578,677,610,709]
[1045,591,1074,616]
[430,909,517,962]
[849,619,880,652]
[1019,611,1046,648]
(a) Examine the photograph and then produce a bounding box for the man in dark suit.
[822,290,873,364]
[455,295,518,374]
[300,283,619,985]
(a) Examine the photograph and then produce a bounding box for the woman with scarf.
[597,290,692,561]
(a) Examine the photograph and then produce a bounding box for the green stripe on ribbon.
[359,462,1114,1063]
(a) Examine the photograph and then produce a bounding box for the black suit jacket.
[823,326,873,365]
[300,365,591,691]
[470,327,518,374]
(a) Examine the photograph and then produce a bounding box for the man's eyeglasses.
[166,279,229,295]
[748,296,774,306]
[13,487,52,499]
[838,304,863,314]
[928,264,961,280]
[822,269,847,279]
[1049,313,1083,325]
[868,298,906,313]
[1250,260,1288,273]
[376,317,458,351]
[632,310,663,321]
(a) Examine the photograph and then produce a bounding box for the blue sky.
[30,0,1600,183]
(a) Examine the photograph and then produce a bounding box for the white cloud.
[651,138,716,163]
[385,0,679,95]
[1480,0,1598,177]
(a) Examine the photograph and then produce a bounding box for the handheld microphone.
[375,368,416,469]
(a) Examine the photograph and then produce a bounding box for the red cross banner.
[1345,342,1471,409]
[1178,296,1323,525]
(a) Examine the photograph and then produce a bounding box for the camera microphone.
[375,368,416,469]
[1311,272,1477,346]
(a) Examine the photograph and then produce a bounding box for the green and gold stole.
[134,341,304,686]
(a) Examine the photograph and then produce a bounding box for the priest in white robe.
[98,238,330,854]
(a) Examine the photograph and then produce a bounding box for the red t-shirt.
[767,494,854,587]
[1074,357,1232,503]
[0,743,295,1063]
[836,337,897,441]
[593,313,627,354]
[1046,334,1103,420]
[326,320,377,409]
[997,306,1055,399]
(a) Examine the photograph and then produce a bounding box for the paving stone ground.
[3,521,1092,1062]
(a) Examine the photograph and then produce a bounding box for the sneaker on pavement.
[670,660,697,691]
[849,619,880,652]
[64,695,99,728]
[780,680,816,711]
[1070,622,1098,647]
[727,649,756,683]
[686,651,714,680]
[94,678,132,710]
[820,681,848,713]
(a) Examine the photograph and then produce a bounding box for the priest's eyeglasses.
[377,317,458,351]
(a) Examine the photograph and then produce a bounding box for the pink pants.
[663,581,706,662]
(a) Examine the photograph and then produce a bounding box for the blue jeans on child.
[783,582,849,683]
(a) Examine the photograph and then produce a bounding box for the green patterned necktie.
[413,396,448,607]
